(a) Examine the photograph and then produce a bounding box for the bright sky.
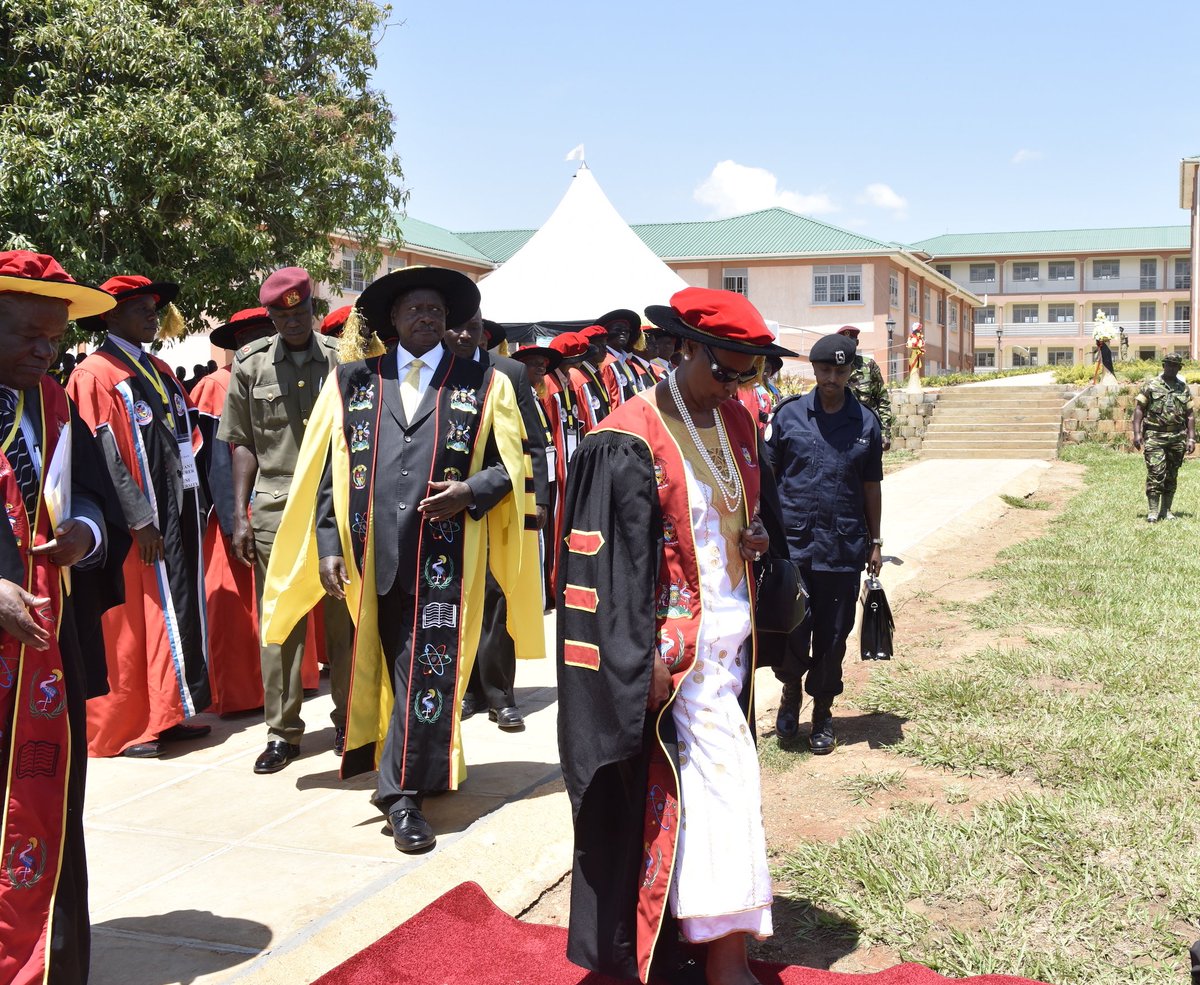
[377,0,1200,244]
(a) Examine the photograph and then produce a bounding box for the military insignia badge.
[283,289,301,308]
[352,464,368,489]
[133,400,154,427]
[423,553,454,589]
[348,384,375,412]
[349,422,371,453]
[414,687,444,724]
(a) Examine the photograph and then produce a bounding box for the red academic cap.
[550,332,588,358]
[644,287,795,357]
[211,306,275,350]
[97,274,179,309]
[0,250,116,319]
[259,267,312,309]
[321,305,353,336]
[580,324,608,341]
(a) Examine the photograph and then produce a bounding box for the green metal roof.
[455,207,904,264]
[395,216,495,265]
[912,226,1190,258]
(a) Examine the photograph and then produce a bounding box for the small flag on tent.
[564,143,585,162]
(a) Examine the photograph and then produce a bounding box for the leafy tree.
[0,0,405,331]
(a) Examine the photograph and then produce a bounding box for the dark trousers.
[374,586,421,815]
[468,570,517,711]
[775,567,861,701]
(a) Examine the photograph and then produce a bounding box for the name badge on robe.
[178,438,200,490]
[544,445,557,475]
[564,431,579,462]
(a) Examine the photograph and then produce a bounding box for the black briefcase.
[859,576,894,661]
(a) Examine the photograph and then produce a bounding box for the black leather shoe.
[158,723,211,742]
[489,706,525,731]
[122,741,162,759]
[334,726,346,756]
[461,693,481,720]
[775,683,801,740]
[809,713,836,755]
[388,808,436,853]
[253,740,300,774]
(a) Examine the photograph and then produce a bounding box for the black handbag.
[754,552,806,636]
[859,576,894,660]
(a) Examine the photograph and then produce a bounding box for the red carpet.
[310,882,1051,985]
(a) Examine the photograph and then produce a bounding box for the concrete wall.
[889,390,939,452]
[1061,383,1200,449]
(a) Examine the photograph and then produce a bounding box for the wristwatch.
[870,538,883,547]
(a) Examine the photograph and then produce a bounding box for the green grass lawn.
[773,445,1200,984]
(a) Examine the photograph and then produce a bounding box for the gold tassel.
[337,330,367,363]
[364,332,386,358]
[747,356,765,387]
[498,341,510,357]
[158,302,186,340]
[633,330,647,353]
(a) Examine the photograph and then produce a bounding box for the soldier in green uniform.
[218,267,354,772]
[837,325,893,450]
[1132,352,1195,522]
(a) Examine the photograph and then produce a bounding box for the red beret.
[644,287,794,356]
[550,332,587,357]
[321,304,353,335]
[0,250,116,319]
[580,324,608,341]
[260,267,312,309]
[837,325,861,337]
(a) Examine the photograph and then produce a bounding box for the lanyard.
[117,348,178,431]
[534,398,553,445]
[1,390,24,456]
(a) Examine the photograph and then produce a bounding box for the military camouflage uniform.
[1136,373,1193,518]
[848,354,893,442]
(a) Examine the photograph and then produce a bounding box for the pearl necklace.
[668,369,742,514]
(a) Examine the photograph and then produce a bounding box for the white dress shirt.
[395,342,445,404]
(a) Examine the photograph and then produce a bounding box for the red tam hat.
[321,305,353,336]
[259,267,312,309]
[97,274,179,309]
[580,324,608,341]
[211,307,275,350]
[0,250,116,319]
[550,332,587,358]
[644,287,795,357]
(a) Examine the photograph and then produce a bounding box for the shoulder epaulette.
[235,336,274,361]
[774,393,804,413]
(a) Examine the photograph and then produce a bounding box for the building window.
[387,255,406,274]
[812,265,862,304]
[1047,348,1074,366]
[1138,347,1157,361]
[1093,303,1119,322]
[1175,258,1191,290]
[924,288,932,321]
[1140,259,1158,290]
[1048,304,1075,322]
[908,282,918,315]
[975,350,996,369]
[948,303,958,332]
[934,264,952,278]
[1012,304,1039,323]
[1174,301,1191,329]
[1139,301,1157,334]
[1012,262,1039,282]
[889,273,899,308]
[936,298,945,324]
[969,263,996,284]
[1048,260,1075,281]
[1093,259,1120,280]
[723,268,749,295]
[341,249,365,292]
[975,305,996,325]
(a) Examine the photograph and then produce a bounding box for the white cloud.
[1011,148,1043,165]
[857,183,908,218]
[694,160,837,218]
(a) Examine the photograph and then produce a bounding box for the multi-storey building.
[325,208,981,379]
[911,228,1192,369]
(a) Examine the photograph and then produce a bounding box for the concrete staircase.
[920,385,1073,460]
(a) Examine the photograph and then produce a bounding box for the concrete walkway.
[957,370,1057,388]
[83,455,1051,985]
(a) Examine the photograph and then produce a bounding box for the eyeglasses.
[703,344,758,385]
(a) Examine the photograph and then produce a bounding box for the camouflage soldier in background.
[1132,352,1195,523]
[837,325,893,450]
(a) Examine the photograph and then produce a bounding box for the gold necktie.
[400,358,425,421]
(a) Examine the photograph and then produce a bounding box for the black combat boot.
[1147,494,1161,523]
[1161,492,1176,521]
[775,683,801,740]
[809,697,835,755]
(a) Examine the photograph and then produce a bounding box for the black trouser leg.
[774,568,861,701]
[469,570,516,710]
[373,586,421,814]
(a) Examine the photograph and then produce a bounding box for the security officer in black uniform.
[766,332,883,753]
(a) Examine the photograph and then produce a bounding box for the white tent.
[477,165,688,323]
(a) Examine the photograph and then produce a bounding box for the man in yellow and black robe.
[261,266,542,853]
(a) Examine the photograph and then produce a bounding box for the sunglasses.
[703,344,758,385]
